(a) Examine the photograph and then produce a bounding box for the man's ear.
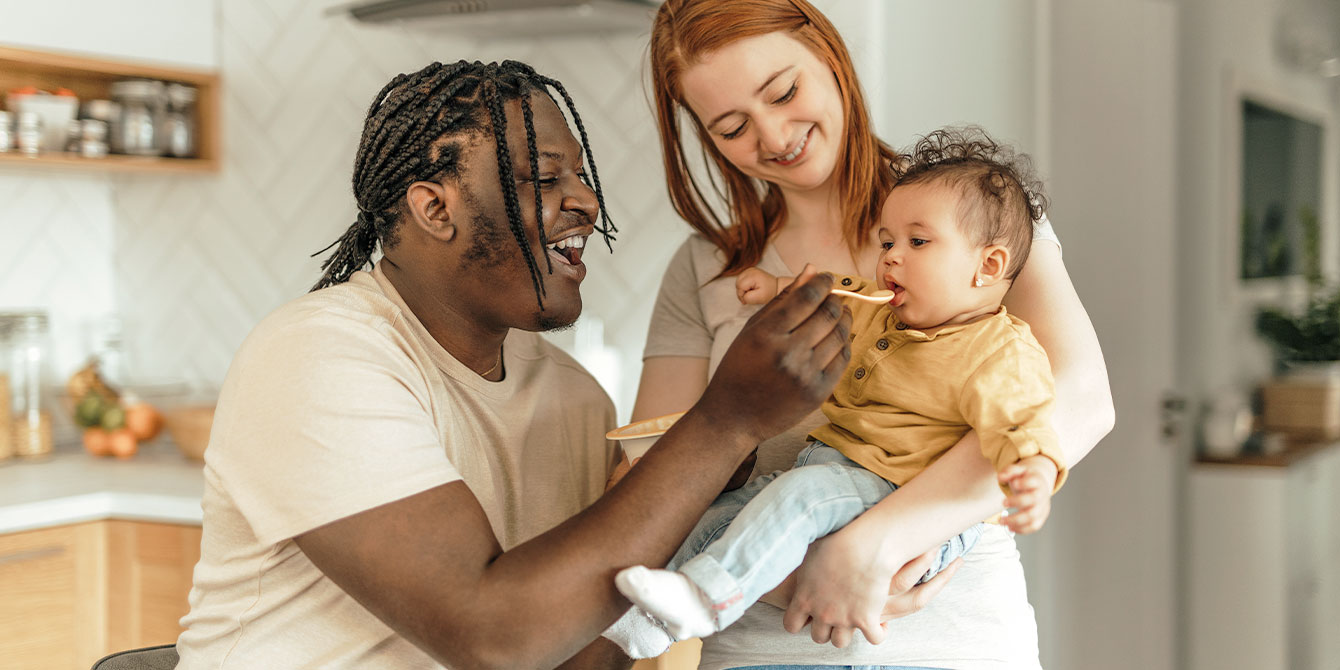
[405,179,458,242]
[976,244,1011,287]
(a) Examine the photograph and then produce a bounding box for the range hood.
[332,0,662,36]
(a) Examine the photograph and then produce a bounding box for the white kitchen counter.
[0,443,204,534]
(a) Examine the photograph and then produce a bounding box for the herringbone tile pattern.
[111,0,684,416]
[0,173,118,379]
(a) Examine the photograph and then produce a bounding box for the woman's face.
[679,31,845,195]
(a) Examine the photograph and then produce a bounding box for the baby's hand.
[736,267,780,305]
[998,455,1059,534]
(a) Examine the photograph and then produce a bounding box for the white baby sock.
[614,566,717,641]
[601,606,675,659]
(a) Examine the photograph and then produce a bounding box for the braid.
[518,91,553,277]
[539,75,618,251]
[482,78,548,308]
[312,60,618,306]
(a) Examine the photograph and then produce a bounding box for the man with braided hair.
[175,60,853,669]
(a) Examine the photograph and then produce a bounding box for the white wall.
[0,0,217,68]
[1177,0,1340,400]
[104,0,678,423]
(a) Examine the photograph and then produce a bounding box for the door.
[1036,1,1179,668]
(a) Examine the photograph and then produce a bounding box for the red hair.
[650,0,895,276]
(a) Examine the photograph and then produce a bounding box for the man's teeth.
[777,134,807,162]
[546,236,586,251]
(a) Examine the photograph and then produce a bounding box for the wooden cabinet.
[0,520,201,670]
[0,45,220,174]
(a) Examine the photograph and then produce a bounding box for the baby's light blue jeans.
[667,441,984,632]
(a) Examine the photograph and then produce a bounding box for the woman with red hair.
[619,1,1114,667]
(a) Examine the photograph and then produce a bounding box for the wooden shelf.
[1195,437,1338,468]
[0,45,220,173]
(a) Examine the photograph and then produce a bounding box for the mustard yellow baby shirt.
[809,275,1067,493]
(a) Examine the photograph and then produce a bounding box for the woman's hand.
[780,532,959,648]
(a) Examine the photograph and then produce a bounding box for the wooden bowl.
[163,405,215,461]
[605,411,686,460]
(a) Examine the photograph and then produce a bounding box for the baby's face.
[876,183,987,329]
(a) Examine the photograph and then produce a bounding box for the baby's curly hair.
[890,126,1048,280]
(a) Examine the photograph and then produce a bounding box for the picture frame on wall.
[1222,71,1337,302]
[1239,98,1323,282]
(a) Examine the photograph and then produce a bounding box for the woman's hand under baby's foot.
[999,455,1059,534]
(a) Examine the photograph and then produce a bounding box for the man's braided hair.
[311,60,617,309]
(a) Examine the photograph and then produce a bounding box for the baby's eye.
[773,83,798,105]
[880,241,894,251]
[909,238,929,247]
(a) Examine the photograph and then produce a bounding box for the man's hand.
[736,267,781,305]
[699,266,851,447]
[998,455,1059,534]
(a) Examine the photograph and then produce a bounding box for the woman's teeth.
[776,132,808,162]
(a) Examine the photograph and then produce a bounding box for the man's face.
[452,92,599,332]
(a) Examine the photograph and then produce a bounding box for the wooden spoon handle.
[830,288,894,304]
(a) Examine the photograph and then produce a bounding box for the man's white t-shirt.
[176,263,618,669]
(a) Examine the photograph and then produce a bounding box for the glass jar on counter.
[0,312,53,459]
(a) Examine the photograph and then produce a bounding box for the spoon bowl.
[831,288,895,304]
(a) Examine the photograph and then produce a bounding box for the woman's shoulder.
[663,233,729,283]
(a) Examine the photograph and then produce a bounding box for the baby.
[609,127,1067,654]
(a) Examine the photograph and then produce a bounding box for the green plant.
[1256,284,1340,362]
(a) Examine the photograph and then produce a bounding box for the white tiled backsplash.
[4,0,687,422]
[0,173,118,380]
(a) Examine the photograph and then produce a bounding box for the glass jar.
[0,110,13,153]
[162,84,197,158]
[16,111,42,156]
[0,312,53,459]
[109,79,164,156]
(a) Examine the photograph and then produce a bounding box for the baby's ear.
[975,245,1011,287]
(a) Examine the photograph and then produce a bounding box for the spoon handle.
[830,288,894,304]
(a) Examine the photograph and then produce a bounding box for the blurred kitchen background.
[1,0,1338,668]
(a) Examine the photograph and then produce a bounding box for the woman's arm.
[1003,242,1115,467]
[631,356,710,422]
[781,241,1114,647]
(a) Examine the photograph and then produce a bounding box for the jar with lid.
[162,83,197,158]
[0,312,53,459]
[109,79,165,156]
[16,111,42,156]
[0,110,13,153]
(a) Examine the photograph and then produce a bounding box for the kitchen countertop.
[0,443,205,534]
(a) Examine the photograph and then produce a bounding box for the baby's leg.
[915,521,986,584]
[617,455,894,637]
[603,470,780,657]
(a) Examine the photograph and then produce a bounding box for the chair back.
[90,644,179,670]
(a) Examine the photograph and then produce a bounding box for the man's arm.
[556,637,632,670]
[295,270,851,670]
